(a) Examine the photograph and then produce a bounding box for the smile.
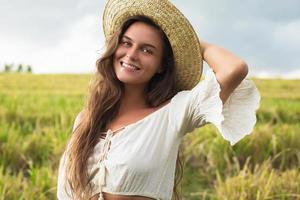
[121,61,141,71]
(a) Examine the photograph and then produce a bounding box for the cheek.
[114,47,123,59]
[113,47,125,68]
[147,56,162,72]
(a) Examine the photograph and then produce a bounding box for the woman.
[57,0,260,200]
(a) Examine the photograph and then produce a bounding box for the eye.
[120,40,131,47]
[142,48,153,55]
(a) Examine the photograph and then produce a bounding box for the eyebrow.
[122,35,158,50]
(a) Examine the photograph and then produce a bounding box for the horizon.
[1,64,299,80]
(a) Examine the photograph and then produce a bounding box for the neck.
[119,84,148,113]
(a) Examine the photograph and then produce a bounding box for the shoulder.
[72,110,85,132]
[159,99,172,108]
[75,110,85,122]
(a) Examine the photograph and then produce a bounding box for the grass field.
[0,73,300,200]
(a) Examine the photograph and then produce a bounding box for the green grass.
[1,73,300,199]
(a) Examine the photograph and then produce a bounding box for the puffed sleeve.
[169,68,260,145]
[57,151,74,200]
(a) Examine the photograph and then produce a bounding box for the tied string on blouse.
[88,127,125,200]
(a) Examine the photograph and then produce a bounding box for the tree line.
[2,63,33,73]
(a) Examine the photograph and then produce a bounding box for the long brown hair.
[64,15,184,200]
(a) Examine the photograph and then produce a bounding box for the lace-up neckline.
[91,126,125,200]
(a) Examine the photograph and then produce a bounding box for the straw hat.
[102,0,203,90]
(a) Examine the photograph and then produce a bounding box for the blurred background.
[0,0,299,199]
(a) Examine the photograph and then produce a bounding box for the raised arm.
[200,40,248,104]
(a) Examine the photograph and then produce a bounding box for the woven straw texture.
[103,0,203,90]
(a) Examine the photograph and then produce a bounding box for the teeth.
[122,62,139,70]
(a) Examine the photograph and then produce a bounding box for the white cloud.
[0,0,299,76]
[273,20,300,47]
[254,70,300,79]
[31,14,105,73]
[0,14,105,73]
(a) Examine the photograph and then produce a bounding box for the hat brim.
[103,0,203,90]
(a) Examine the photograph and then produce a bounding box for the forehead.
[123,22,164,48]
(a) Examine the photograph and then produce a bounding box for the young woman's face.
[113,22,164,87]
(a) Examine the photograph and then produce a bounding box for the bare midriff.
[90,192,155,200]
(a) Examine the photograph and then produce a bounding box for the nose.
[125,46,139,61]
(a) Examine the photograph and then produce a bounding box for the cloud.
[30,14,105,73]
[0,0,105,46]
[255,70,300,79]
[0,0,106,73]
[273,20,300,47]
[172,0,300,76]
[0,0,299,77]
[0,14,105,73]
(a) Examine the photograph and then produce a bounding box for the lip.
[120,61,141,70]
[119,61,142,74]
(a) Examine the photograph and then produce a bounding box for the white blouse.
[57,68,260,200]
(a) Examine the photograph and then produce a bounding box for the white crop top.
[57,69,260,200]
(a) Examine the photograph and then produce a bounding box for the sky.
[0,0,299,78]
